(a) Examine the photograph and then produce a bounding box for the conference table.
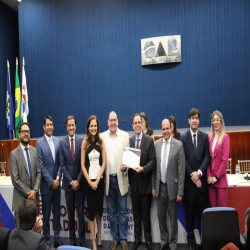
[0,174,249,242]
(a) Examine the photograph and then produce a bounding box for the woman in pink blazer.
[207,110,230,207]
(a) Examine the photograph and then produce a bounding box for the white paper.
[122,147,141,168]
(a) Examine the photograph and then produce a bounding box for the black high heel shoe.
[96,233,103,248]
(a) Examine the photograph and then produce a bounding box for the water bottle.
[235,165,239,180]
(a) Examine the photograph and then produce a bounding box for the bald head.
[161,119,171,141]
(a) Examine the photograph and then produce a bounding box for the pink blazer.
[207,133,230,188]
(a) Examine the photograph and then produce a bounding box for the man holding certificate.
[128,113,156,250]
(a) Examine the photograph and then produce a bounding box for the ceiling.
[1,0,18,11]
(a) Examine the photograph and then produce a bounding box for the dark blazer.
[8,228,55,250]
[36,135,61,195]
[0,227,10,250]
[59,134,84,192]
[128,133,156,195]
[10,145,41,211]
[180,129,210,192]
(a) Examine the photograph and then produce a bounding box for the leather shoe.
[111,240,118,250]
[54,241,64,248]
[146,241,154,250]
[80,241,86,247]
[131,241,141,250]
[187,244,193,250]
[122,242,128,250]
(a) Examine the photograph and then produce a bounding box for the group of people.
[8,108,230,250]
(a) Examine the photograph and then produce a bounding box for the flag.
[21,59,29,122]
[15,63,22,139]
[6,68,14,139]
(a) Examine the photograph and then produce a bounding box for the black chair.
[0,227,10,250]
[194,207,246,250]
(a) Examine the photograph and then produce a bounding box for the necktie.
[161,141,168,183]
[25,147,33,189]
[71,137,74,161]
[49,138,55,161]
[136,139,140,149]
[193,134,197,156]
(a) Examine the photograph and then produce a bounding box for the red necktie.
[71,138,74,161]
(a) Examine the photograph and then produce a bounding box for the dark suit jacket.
[128,133,156,195]
[36,135,61,195]
[8,228,55,250]
[180,129,210,192]
[59,134,84,192]
[0,227,10,250]
[10,145,41,211]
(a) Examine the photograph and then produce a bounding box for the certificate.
[122,147,141,168]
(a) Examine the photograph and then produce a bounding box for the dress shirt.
[68,134,75,153]
[190,129,203,177]
[109,130,117,175]
[45,134,55,158]
[20,143,31,176]
[135,131,143,149]
[161,136,171,180]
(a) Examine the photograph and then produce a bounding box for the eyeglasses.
[133,121,141,125]
[212,119,221,123]
[109,119,117,122]
[20,130,30,134]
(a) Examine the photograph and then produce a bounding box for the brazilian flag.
[15,65,22,139]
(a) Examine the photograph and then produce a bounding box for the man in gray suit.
[10,122,41,226]
[152,119,185,250]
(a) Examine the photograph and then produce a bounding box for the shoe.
[111,240,118,250]
[54,241,64,248]
[131,241,141,250]
[122,242,128,250]
[146,241,154,250]
[80,241,86,247]
[187,244,193,250]
[96,233,103,248]
[71,243,77,246]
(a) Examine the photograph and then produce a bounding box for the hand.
[71,180,79,191]
[34,217,43,233]
[52,180,59,190]
[120,164,126,172]
[196,179,202,189]
[177,195,183,202]
[211,177,217,184]
[207,176,212,184]
[191,171,199,183]
[90,181,98,190]
[27,190,36,201]
[134,166,143,173]
[152,189,156,198]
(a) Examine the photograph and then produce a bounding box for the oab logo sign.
[141,35,181,66]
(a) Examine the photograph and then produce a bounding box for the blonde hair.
[210,110,225,145]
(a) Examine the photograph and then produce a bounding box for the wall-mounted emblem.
[141,35,181,66]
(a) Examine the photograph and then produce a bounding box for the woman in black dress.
[140,112,154,141]
[81,115,106,250]
[169,115,180,140]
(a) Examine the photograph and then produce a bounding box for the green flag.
[15,64,22,139]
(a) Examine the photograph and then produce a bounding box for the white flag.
[21,63,29,122]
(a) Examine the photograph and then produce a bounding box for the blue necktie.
[25,147,33,189]
[161,141,168,183]
[193,134,197,156]
[49,138,55,161]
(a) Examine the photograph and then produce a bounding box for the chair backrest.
[0,162,6,176]
[201,207,240,250]
[226,158,232,174]
[57,246,91,250]
[238,160,250,174]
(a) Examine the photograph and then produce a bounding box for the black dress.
[84,139,104,221]
[145,127,154,136]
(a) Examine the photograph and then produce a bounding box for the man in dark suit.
[59,115,85,247]
[128,113,156,250]
[8,199,55,250]
[180,108,210,250]
[36,115,63,248]
[9,122,41,226]
[152,119,185,250]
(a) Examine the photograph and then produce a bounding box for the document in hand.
[122,147,141,168]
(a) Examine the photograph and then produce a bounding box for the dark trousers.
[65,188,85,245]
[131,186,152,243]
[185,188,207,244]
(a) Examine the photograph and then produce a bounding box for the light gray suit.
[10,144,41,215]
[152,137,185,250]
